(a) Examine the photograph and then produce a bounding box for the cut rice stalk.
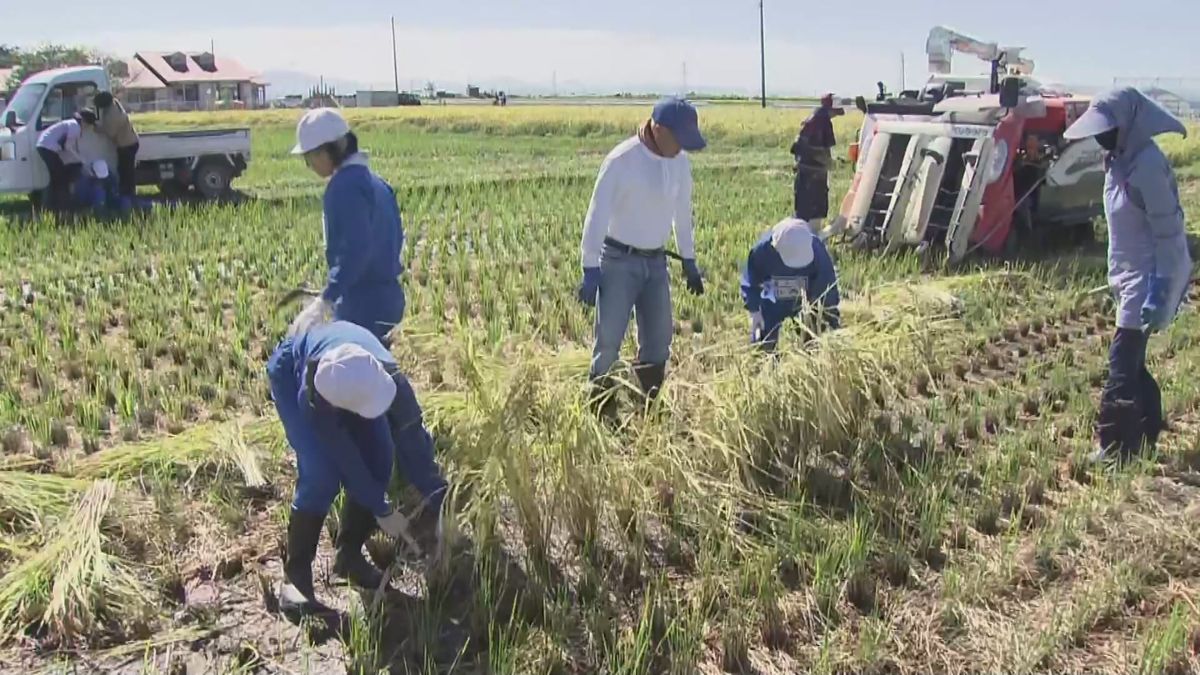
[0,471,88,531]
[0,480,152,646]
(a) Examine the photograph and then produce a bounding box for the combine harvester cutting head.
[830,26,1107,265]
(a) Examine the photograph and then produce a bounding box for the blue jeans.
[1097,328,1162,456]
[590,246,673,378]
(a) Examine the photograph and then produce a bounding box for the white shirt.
[580,136,696,268]
[37,119,82,156]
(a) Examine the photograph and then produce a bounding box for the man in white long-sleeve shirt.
[577,96,707,418]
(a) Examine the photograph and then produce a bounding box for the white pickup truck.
[0,66,252,201]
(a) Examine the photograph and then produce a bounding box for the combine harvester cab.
[831,27,1106,264]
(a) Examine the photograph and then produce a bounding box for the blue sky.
[6,0,1196,96]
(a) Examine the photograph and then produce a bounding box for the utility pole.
[682,62,688,96]
[900,52,906,91]
[391,16,400,94]
[553,70,558,97]
[759,0,767,108]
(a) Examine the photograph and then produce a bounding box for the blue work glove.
[682,259,705,296]
[577,267,602,307]
[1141,275,1174,332]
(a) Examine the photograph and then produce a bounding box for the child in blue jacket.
[288,109,406,344]
[740,217,841,351]
[266,320,448,615]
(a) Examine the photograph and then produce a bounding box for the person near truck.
[288,108,406,344]
[92,92,140,209]
[740,217,841,352]
[266,320,449,615]
[790,94,843,234]
[1062,87,1193,464]
[577,96,706,418]
[35,109,97,211]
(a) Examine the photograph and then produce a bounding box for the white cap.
[770,218,816,268]
[291,108,350,155]
[312,344,396,419]
[91,160,109,180]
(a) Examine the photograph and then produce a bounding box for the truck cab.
[1,66,252,202]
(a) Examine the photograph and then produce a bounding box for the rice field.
[1,104,1199,674]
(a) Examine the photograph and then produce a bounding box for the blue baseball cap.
[652,97,706,152]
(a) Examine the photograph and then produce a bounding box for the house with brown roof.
[122,51,268,112]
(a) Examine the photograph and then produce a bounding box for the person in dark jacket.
[1063,87,1193,464]
[92,92,139,209]
[741,217,841,352]
[267,320,448,614]
[289,108,406,344]
[790,94,843,234]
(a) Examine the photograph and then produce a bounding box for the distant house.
[122,51,268,112]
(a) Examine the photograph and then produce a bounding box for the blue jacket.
[267,321,398,516]
[740,229,841,328]
[322,154,406,339]
[1097,88,1193,329]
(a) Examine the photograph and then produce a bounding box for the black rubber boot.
[333,500,386,590]
[633,362,666,408]
[279,508,331,616]
[588,376,619,423]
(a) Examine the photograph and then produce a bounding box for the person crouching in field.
[288,109,407,344]
[741,217,841,352]
[266,320,448,615]
[577,97,707,419]
[1062,87,1193,465]
[36,110,97,212]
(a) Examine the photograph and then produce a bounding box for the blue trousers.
[590,246,673,378]
[1097,328,1163,456]
[268,344,392,516]
[385,370,449,511]
[335,281,406,344]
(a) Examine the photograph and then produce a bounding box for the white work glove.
[750,311,765,339]
[287,297,332,337]
[376,507,423,555]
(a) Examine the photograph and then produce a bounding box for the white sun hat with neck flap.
[770,218,816,268]
[312,344,396,419]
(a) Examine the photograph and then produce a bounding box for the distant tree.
[3,44,128,92]
[0,45,18,69]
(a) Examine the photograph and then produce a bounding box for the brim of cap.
[1063,108,1116,140]
[673,125,707,152]
[289,142,307,155]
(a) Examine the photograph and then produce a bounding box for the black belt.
[604,236,664,258]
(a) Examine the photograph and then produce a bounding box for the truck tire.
[194,160,233,200]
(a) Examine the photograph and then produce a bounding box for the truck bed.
[136,128,252,163]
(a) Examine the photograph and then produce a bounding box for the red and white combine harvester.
[829,26,1107,264]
